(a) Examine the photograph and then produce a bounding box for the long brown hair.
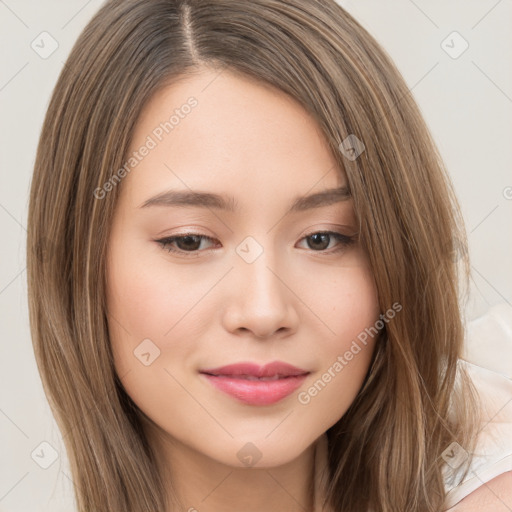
[27,0,479,510]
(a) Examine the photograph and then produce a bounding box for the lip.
[199,361,310,406]
[199,361,309,378]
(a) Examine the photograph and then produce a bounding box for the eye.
[296,231,356,253]
[155,234,218,255]
[154,230,356,257]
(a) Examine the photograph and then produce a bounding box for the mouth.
[198,361,310,405]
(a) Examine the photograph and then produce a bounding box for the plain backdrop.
[0,1,511,510]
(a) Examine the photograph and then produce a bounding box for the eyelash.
[154,231,356,257]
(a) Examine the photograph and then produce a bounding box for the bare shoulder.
[446,471,512,511]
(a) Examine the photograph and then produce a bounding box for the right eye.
[155,233,220,256]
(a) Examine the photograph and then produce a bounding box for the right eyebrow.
[139,190,238,211]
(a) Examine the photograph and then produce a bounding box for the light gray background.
[1,1,511,510]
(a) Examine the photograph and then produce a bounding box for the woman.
[26,0,512,510]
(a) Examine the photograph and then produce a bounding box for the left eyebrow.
[289,186,351,212]
[138,186,351,213]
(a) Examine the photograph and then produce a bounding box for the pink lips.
[199,361,310,406]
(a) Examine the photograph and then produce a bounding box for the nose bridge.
[222,235,298,337]
[237,240,286,307]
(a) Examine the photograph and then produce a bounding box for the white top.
[442,303,512,509]
[312,303,512,511]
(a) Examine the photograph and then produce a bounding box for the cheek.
[106,238,215,343]
[295,257,380,348]
[292,264,380,420]
[105,245,215,429]
[106,240,191,371]
[105,238,231,400]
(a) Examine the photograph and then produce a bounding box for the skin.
[446,471,512,511]
[106,66,381,512]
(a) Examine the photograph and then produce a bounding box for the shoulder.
[443,304,512,510]
[446,470,512,511]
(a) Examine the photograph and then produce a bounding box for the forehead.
[120,67,347,208]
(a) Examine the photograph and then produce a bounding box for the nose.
[221,252,299,339]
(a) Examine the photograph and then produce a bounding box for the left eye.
[155,231,356,256]
[297,231,354,251]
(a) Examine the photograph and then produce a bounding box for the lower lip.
[200,373,309,405]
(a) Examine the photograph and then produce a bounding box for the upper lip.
[199,361,309,378]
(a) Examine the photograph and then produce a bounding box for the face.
[106,67,380,470]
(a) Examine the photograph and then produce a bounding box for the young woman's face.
[106,67,380,469]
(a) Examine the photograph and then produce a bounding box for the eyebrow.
[139,186,351,213]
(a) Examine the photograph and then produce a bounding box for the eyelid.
[300,226,358,240]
